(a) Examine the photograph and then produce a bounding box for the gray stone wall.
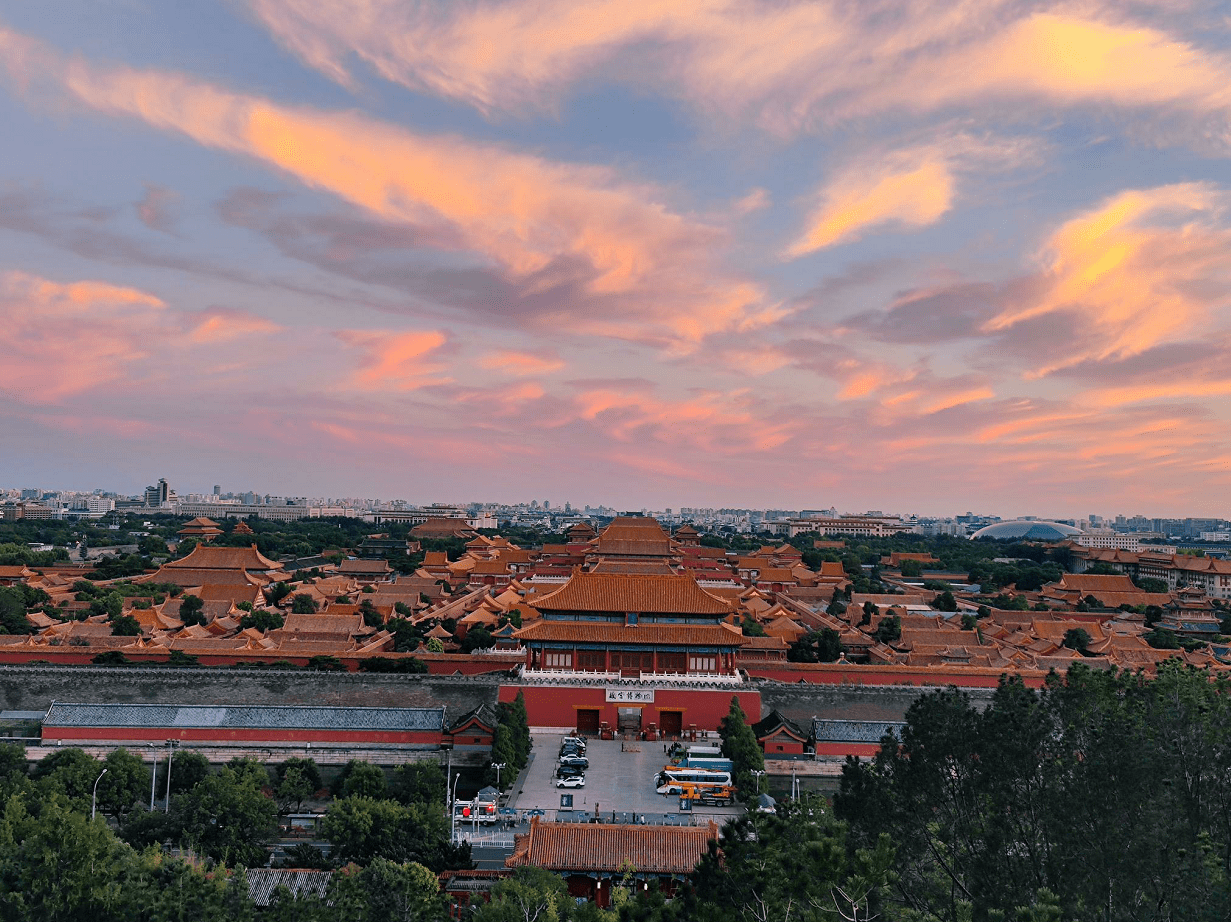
[755,679,996,727]
[0,665,501,724]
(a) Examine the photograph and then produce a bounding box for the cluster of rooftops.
[1,515,1226,677]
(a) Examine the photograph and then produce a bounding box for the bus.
[656,768,733,795]
[679,757,733,772]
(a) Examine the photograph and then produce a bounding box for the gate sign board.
[605,687,655,703]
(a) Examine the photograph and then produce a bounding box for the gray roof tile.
[45,703,444,732]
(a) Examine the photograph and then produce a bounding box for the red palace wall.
[499,684,762,732]
[41,727,443,745]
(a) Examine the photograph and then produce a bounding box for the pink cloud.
[0,24,772,349]
[188,307,284,343]
[478,350,565,377]
[0,270,165,401]
[334,329,451,391]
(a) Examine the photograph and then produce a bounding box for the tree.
[874,615,901,644]
[358,598,383,628]
[179,593,206,626]
[323,796,469,871]
[239,608,283,631]
[308,654,346,671]
[276,757,323,813]
[860,601,878,626]
[290,594,319,614]
[718,696,764,802]
[328,858,450,922]
[788,628,843,663]
[337,759,387,799]
[109,614,141,636]
[934,590,958,612]
[97,748,147,820]
[1062,627,1091,653]
[460,626,495,653]
[684,794,896,922]
[265,582,293,607]
[31,748,103,810]
[900,558,924,577]
[472,866,572,922]
[174,761,278,866]
[392,762,445,808]
[157,749,211,795]
[0,587,34,634]
[91,651,131,666]
[166,649,200,667]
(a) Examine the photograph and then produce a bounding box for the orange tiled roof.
[507,819,717,874]
[593,517,674,557]
[514,620,746,647]
[163,545,282,571]
[531,571,732,615]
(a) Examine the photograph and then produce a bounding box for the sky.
[2,1,1231,518]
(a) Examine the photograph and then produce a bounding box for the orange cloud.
[334,329,451,391]
[790,159,953,255]
[0,24,769,348]
[985,183,1231,375]
[788,133,1042,256]
[478,350,565,377]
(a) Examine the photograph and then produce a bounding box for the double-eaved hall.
[503,516,758,735]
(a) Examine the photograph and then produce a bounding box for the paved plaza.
[507,733,744,824]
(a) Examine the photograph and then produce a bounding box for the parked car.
[525,809,546,818]
[559,756,589,770]
[560,743,584,757]
[556,764,585,777]
[554,773,586,788]
[562,736,587,751]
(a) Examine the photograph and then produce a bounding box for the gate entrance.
[616,707,642,732]
[659,710,683,737]
[576,709,600,734]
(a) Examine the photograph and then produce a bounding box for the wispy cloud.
[787,133,1042,256]
[0,23,773,350]
[246,1,1231,142]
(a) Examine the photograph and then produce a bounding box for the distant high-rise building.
[144,477,172,507]
[213,485,221,496]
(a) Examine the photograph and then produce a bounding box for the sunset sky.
[2,1,1230,516]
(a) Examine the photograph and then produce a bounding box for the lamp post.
[751,770,766,797]
[91,768,108,821]
[164,740,178,813]
[493,762,506,791]
[450,773,461,843]
[149,743,159,811]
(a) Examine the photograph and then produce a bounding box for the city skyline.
[3,4,1231,515]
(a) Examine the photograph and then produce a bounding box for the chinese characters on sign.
[605,687,656,703]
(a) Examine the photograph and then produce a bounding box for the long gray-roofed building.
[811,717,905,758]
[42,702,446,748]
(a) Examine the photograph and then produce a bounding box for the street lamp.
[148,743,159,811]
[164,740,179,813]
[751,770,766,796]
[450,773,461,843]
[91,768,108,821]
[493,762,506,790]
